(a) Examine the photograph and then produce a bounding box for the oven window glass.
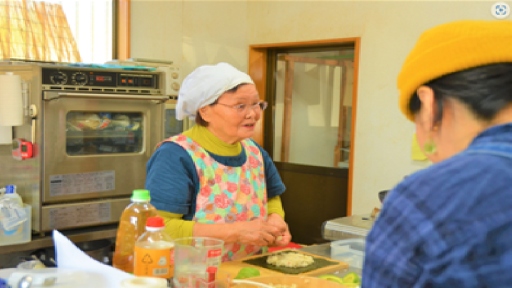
[66,111,143,155]
[164,108,184,138]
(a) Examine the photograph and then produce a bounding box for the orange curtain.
[0,0,81,62]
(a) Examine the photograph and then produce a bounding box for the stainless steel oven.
[164,98,194,139]
[0,63,166,233]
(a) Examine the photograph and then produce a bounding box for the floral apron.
[157,135,268,261]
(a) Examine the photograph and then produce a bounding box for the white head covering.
[176,62,255,120]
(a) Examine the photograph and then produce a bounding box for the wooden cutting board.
[220,249,349,278]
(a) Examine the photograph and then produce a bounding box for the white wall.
[131,0,249,76]
[131,0,510,215]
[131,0,183,65]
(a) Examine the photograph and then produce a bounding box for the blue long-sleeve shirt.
[145,139,285,220]
[363,123,512,288]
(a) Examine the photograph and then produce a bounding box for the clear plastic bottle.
[134,217,174,279]
[2,185,22,205]
[113,189,159,274]
[0,185,24,237]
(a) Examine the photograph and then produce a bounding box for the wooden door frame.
[115,0,130,60]
[248,38,360,216]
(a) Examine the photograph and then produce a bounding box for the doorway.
[249,39,360,245]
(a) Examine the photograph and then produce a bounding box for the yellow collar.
[182,125,242,156]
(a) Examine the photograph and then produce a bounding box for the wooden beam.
[248,47,267,146]
[250,38,360,49]
[346,38,361,216]
[278,55,347,67]
[280,60,294,163]
[117,0,130,60]
[334,62,348,167]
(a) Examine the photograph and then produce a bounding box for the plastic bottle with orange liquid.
[134,217,175,279]
[113,189,159,273]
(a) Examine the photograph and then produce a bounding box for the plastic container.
[113,189,159,274]
[173,237,224,288]
[330,238,366,269]
[134,217,174,279]
[196,270,231,288]
[0,185,24,236]
[2,185,22,204]
[0,204,31,246]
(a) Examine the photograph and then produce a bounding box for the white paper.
[0,73,23,126]
[53,230,135,288]
[0,125,12,144]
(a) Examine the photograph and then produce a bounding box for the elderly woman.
[363,20,512,287]
[146,63,291,262]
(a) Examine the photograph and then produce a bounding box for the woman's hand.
[267,213,292,247]
[233,218,282,247]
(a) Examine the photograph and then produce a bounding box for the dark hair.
[194,83,250,127]
[409,63,512,125]
[195,112,208,126]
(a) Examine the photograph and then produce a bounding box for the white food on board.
[266,252,314,268]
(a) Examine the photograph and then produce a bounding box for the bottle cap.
[146,217,164,228]
[131,189,150,201]
[5,185,15,194]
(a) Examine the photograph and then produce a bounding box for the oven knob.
[71,72,88,85]
[171,72,179,79]
[171,82,180,91]
[50,72,68,85]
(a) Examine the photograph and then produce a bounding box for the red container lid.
[146,217,164,228]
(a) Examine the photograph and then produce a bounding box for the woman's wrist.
[193,222,240,244]
[226,221,241,244]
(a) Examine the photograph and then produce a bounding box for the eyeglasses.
[214,101,268,114]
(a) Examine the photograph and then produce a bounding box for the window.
[273,49,355,168]
[66,111,143,155]
[51,0,114,63]
[0,0,115,63]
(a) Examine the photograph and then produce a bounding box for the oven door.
[42,91,166,203]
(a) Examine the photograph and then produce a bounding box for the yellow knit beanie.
[397,20,512,122]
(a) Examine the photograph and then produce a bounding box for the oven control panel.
[42,68,158,89]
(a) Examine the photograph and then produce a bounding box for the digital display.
[142,79,152,86]
[95,76,112,82]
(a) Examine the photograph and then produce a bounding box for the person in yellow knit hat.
[145,62,291,262]
[363,20,512,287]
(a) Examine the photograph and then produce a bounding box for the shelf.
[0,224,118,254]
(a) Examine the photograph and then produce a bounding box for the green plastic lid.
[131,189,151,201]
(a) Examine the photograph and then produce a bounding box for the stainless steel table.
[322,214,374,241]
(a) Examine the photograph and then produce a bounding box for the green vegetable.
[318,274,344,284]
[342,272,361,284]
[234,267,260,279]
